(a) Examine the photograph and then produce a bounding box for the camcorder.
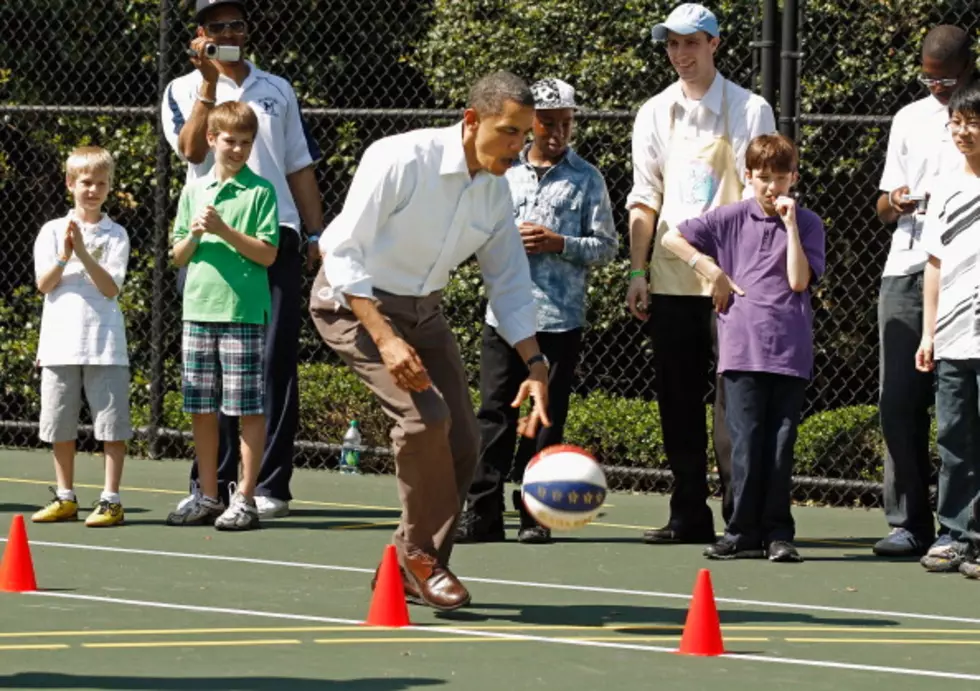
[187,44,241,62]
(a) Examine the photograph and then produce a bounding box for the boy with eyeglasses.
[871,25,975,559]
[915,81,980,578]
[161,0,324,519]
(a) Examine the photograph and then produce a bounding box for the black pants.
[180,228,302,503]
[468,325,583,498]
[646,294,733,530]
[723,371,807,546]
[878,274,936,540]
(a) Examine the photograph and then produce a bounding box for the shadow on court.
[435,601,899,631]
[0,673,446,690]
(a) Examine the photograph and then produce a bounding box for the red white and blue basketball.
[521,444,607,531]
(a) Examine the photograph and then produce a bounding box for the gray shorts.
[39,365,132,443]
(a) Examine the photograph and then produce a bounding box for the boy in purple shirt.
[663,133,826,563]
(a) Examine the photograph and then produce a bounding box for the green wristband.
[628,269,646,279]
[190,235,202,244]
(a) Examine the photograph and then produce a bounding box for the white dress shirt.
[626,72,776,213]
[879,95,962,277]
[161,62,320,233]
[318,123,537,346]
[34,213,130,367]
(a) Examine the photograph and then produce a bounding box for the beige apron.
[650,82,744,297]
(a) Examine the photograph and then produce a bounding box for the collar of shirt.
[68,212,114,231]
[668,71,725,117]
[517,144,586,172]
[203,165,254,191]
[439,122,472,177]
[747,199,782,222]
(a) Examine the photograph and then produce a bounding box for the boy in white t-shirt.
[916,81,980,578]
[31,146,132,527]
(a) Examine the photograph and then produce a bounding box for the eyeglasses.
[204,20,247,36]
[945,120,980,134]
[918,75,960,88]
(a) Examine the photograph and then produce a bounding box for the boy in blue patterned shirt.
[458,78,619,544]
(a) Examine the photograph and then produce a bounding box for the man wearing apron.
[626,3,776,544]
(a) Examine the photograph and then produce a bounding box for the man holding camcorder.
[160,0,324,520]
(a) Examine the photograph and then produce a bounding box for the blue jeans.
[935,359,980,544]
[723,371,807,547]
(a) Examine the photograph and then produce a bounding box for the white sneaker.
[214,491,260,531]
[254,495,289,518]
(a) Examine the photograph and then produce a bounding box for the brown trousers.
[309,271,480,567]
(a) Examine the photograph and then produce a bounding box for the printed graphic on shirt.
[680,159,719,209]
[255,97,280,117]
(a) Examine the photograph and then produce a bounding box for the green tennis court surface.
[1,448,978,690]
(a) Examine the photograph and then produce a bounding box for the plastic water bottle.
[340,420,362,475]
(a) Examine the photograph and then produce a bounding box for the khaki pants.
[310,272,480,566]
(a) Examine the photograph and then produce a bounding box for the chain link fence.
[2,0,978,507]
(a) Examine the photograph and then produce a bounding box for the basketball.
[520,444,607,531]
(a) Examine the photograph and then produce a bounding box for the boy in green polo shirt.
[166,101,279,531]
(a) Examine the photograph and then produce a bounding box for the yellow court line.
[332,520,402,531]
[0,626,354,638]
[0,643,70,651]
[0,476,858,543]
[786,638,980,646]
[82,639,302,649]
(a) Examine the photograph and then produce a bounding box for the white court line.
[24,591,980,682]
[9,537,980,627]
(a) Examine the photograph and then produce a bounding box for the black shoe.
[703,538,765,560]
[455,506,505,543]
[513,490,552,544]
[643,524,716,545]
[766,541,803,563]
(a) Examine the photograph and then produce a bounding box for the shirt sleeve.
[318,141,406,305]
[563,172,619,266]
[879,110,908,193]
[161,79,187,160]
[800,212,827,283]
[172,185,192,244]
[253,185,280,248]
[283,82,320,175]
[625,102,665,213]
[678,212,720,260]
[476,200,538,346]
[33,222,58,280]
[919,187,947,259]
[102,227,130,289]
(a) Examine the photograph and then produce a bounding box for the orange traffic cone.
[364,544,410,627]
[0,515,38,592]
[677,569,724,656]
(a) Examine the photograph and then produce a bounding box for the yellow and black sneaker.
[31,487,79,523]
[85,499,124,527]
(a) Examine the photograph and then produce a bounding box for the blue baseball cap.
[651,3,720,42]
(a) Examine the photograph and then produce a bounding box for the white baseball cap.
[530,78,578,110]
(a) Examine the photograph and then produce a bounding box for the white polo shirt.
[33,213,130,367]
[318,123,538,347]
[879,95,962,277]
[161,62,320,233]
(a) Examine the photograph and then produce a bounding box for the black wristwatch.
[526,353,550,371]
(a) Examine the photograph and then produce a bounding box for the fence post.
[760,0,779,109]
[149,0,174,459]
[779,0,800,139]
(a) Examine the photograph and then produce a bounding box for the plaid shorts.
[181,322,265,416]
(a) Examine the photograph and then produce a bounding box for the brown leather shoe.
[370,565,424,606]
[402,551,471,611]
